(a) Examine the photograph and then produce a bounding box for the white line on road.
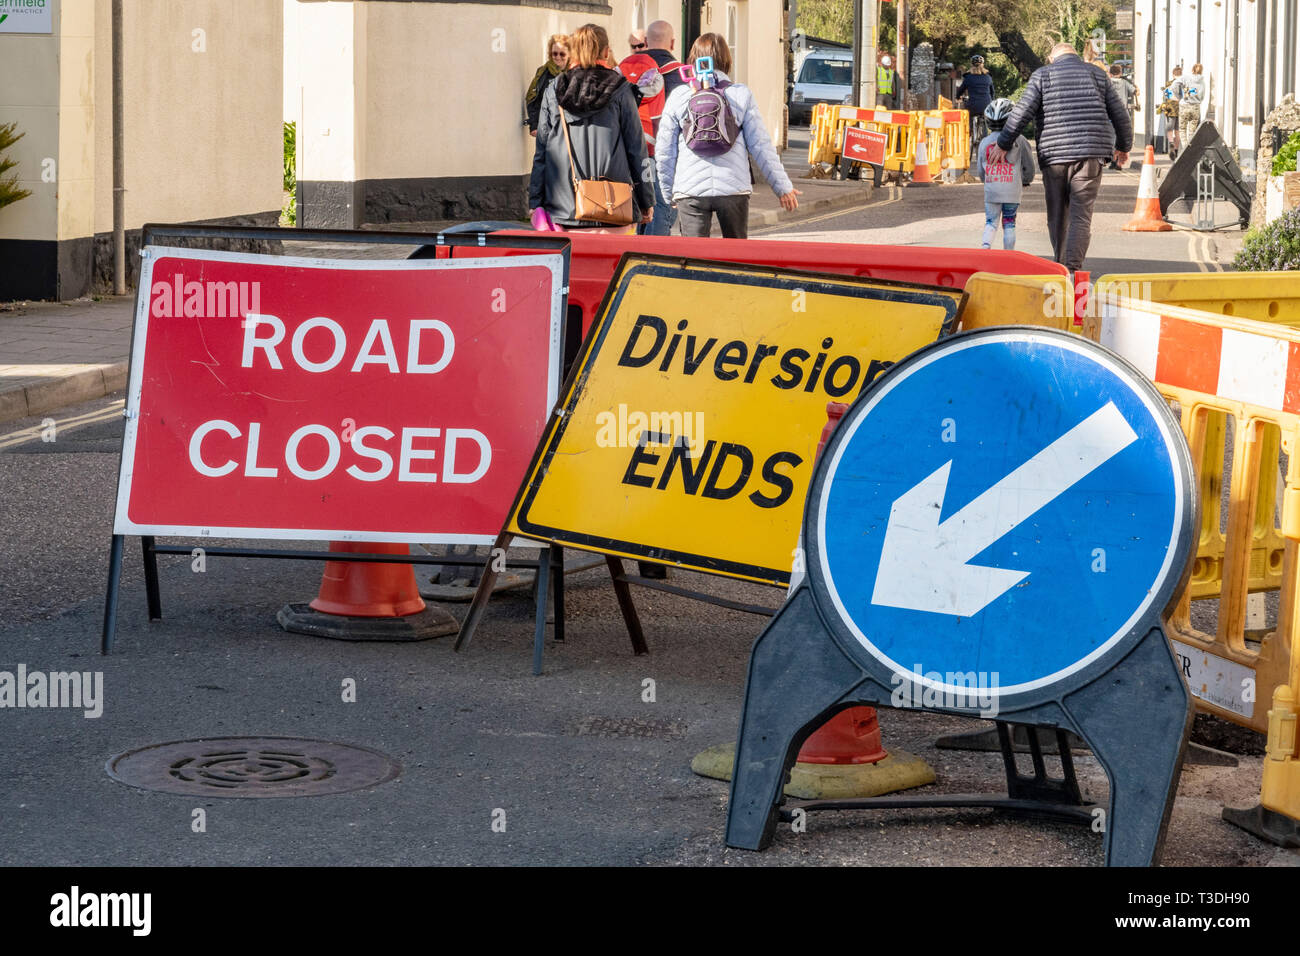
[0,399,125,450]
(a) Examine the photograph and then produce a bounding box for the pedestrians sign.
[842,127,887,167]
[727,327,1198,865]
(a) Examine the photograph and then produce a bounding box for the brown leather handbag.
[559,109,636,226]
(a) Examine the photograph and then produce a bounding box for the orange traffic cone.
[1123,145,1171,231]
[278,541,458,641]
[796,402,889,766]
[910,135,934,186]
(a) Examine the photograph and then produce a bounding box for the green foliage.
[1233,208,1300,272]
[796,0,853,45]
[0,121,32,211]
[283,121,296,193]
[1273,130,1300,177]
[281,121,297,226]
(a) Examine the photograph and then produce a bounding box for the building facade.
[1132,0,1300,168]
[1,0,789,301]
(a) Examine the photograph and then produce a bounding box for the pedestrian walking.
[525,34,569,136]
[1180,63,1206,147]
[618,48,668,234]
[655,32,800,238]
[529,24,653,232]
[1108,64,1139,169]
[976,99,1035,250]
[956,56,995,147]
[628,28,647,55]
[986,41,1132,271]
[1160,66,1185,159]
[630,19,687,235]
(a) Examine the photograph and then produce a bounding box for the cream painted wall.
[296,1,362,184]
[90,0,282,234]
[277,0,786,208]
[0,1,62,241]
[356,0,667,182]
[57,0,94,242]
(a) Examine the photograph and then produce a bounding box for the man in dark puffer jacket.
[988,41,1132,271]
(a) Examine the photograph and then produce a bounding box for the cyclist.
[957,55,996,151]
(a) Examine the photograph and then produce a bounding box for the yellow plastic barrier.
[960,273,1073,331]
[937,109,970,171]
[1095,293,1300,837]
[1095,273,1300,607]
[816,106,915,176]
[808,103,837,166]
[1093,295,1298,744]
[1097,271,1300,325]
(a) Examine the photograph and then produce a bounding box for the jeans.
[675,194,751,239]
[637,166,678,236]
[1041,158,1104,272]
[982,202,1019,250]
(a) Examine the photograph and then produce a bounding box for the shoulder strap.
[558,110,584,188]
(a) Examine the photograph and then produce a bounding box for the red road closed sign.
[842,127,888,166]
[113,248,564,543]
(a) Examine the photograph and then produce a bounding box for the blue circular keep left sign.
[811,328,1192,700]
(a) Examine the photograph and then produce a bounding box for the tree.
[796,0,854,44]
[0,122,32,211]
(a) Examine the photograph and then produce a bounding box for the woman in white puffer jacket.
[655,33,800,238]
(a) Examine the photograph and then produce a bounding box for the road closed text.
[185,314,492,484]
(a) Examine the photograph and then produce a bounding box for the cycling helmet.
[984,98,1014,124]
[970,54,985,66]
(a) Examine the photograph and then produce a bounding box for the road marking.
[754,185,902,234]
[0,399,125,450]
[871,401,1138,617]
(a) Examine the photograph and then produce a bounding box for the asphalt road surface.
[0,390,1292,868]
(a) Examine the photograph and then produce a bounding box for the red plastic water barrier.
[437,232,1067,338]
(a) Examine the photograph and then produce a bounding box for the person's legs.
[1060,159,1103,271]
[643,168,678,236]
[675,196,714,237]
[1041,163,1070,264]
[981,201,1000,248]
[1001,202,1019,249]
[713,194,751,239]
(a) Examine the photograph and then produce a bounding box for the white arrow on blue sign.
[815,331,1188,697]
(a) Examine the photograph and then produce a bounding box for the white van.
[789,48,854,125]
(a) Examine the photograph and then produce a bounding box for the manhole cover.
[106,737,401,798]
[574,716,687,740]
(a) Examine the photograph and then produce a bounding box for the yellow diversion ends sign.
[508,255,964,585]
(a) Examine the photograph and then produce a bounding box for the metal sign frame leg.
[101,534,126,655]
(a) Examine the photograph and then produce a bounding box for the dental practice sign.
[0,0,53,34]
[113,247,564,543]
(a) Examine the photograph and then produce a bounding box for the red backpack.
[618,54,666,155]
